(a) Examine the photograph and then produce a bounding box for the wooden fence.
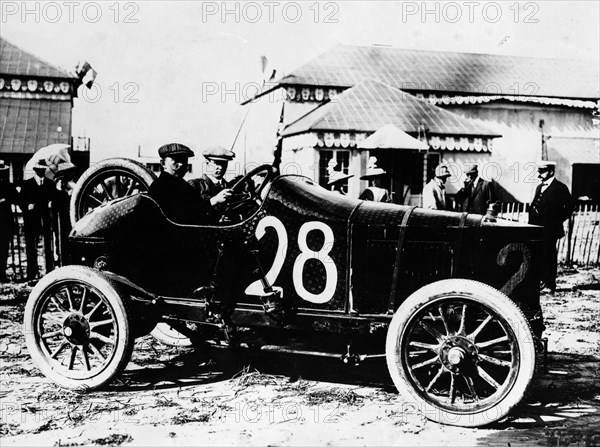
[499,202,600,266]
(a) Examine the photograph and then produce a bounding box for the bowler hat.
[158,143,195,159]
[465,163,479,176]
[202,146,235,162]
[435,165,451,178]
[55,162,77,179]
[32,159,48,171]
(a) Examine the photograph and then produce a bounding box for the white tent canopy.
[357,124,429,151]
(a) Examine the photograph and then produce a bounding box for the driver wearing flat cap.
[188,146,235,221]
[149,143,219,225]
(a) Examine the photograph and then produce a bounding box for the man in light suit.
[455,163,496,215]
[422,164,451,210]
[528,161,574,294]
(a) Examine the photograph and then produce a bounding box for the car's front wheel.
[386,279,535,427]
[24,266,134,390]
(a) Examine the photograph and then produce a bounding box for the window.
[319,150,350,192]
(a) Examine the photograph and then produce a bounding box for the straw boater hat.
[536,160,557,171]
[54,162,77,179]
[0,159,8,172]
[328,170,354,186]
[360,156,387,180]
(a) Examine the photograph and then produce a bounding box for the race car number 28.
[244,215,338,304]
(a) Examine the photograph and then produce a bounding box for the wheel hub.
[440,336,478,373]
[62,314,90,345]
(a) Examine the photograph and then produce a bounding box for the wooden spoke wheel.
[24,266,134,390]
[70,158,156,225]
[386,279,535,427]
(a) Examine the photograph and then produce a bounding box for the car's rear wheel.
[24,266,134,390]
[70,158,156,225]
[386,279,535,427]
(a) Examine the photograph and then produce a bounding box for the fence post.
[566,212,574,266]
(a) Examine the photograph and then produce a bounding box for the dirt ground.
[1,267,598,446]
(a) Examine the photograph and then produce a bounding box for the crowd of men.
[0,159,76,282]
[1,143,575,295]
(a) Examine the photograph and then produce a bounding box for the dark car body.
[68,174,544,338]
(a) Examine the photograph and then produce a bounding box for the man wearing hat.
[19,159,56,279]
[328,170,354,195]
[188,146,236,222]
[422,164,451,210]
[455,163,496,214]
[0,160,17,282]
[52,162,78,265]
[359,157,391,202]
[528,161,574,293]
[149,143,227,225]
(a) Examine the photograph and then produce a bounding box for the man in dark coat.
[19,160,56,279]
[148,143,230,225]
[0,160,17,282]
[528,161,574,293]
[455,163,496,214]
[188,146,236,223]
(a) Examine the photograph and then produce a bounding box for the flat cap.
[158,143,194,159]
[536,160,557,171]
[435,165,451,178]
[203,146,235,162]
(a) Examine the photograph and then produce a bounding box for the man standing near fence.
[529,161,574,294]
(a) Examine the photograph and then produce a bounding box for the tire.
[24,266,134,391]
[385,279,536,427]
[70,158,156,225]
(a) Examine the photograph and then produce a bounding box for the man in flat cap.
[455,163,496,214]
[528,160,574,294]
[149,143,228,225]
[422,164,452,210]
[188,146,235,222]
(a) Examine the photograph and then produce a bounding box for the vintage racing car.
[24,158,545,427]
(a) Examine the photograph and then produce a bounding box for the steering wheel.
[221,164,277,222]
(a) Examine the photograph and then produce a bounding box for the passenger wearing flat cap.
[188,146,235,222]
[455,163,496,214]
[358,157,391,202]
[149,143,215,225]
[422,164,452,210]
[528,160,574,294]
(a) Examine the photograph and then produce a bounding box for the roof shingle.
[282,80,500,137]
[0,37,74,78]
[276,45,599,100]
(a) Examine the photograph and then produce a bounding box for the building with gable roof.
[0,37,88,183]
[244,45,599,204]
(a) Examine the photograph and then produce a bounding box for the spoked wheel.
[386,279,535,427]
[70,158,156,225]
[24,266,134,390]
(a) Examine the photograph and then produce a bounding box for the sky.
[2,1,599,163]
